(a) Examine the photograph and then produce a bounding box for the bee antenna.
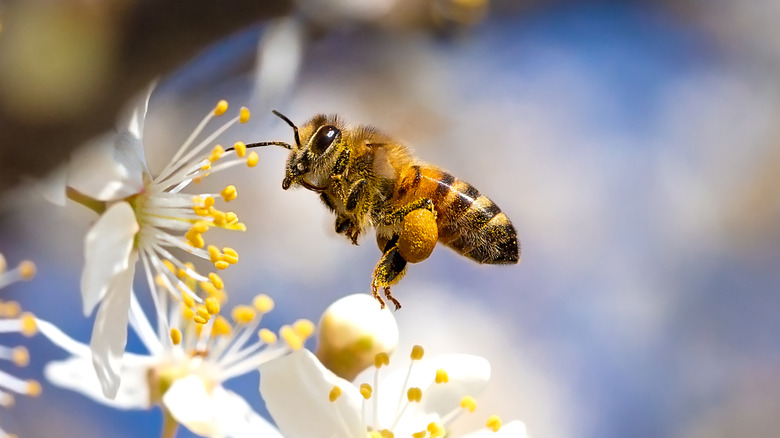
[271,110,302,149]
[242,141,293,150]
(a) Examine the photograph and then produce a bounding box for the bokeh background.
[2,0,780,437]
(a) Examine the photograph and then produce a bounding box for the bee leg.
[371,235,407,310]
[331,148,351,183]
[345,179,368,213]
[382,198,436,226]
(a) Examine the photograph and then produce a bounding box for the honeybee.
[248,111,520,309]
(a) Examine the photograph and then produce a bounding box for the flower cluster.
[9,86,529,438]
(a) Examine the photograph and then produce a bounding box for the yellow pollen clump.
[374,352,390,368]
[232,305,256,324]
[215,261,230,270]
[411,344,425,360]
[253,294,274,313]
[407,387,423,403]
[208,272,224,290]
[234,141,247,157]
[258,328,277,344]
[435,368,449,384]
[460,395,477,413]
[209,145,225,163]
[207,245,222,263]
[247,151,259,167]
[398,209,438,264]
[239,107,251,123]
[25,380,42,397]
[20,312,37,337]
[360,383,373,399]
[205,297,220,315]
[293,319,315,339]
[211,316,231,337]
[193,315,208,325]
[486,415,502,432]
[280,325,304,350]
[18,261,36,280]
[214,100,229,116]
[12,346,29,367]
[170,328,182,345]
[221,185,238,202]
[329,385,342,402]
[427,422,445,438]
[222,247,239,264]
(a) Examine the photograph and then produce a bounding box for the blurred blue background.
[2,0,780,437]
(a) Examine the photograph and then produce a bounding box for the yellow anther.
[280,325,303,350]
[369,432,382,438]
[435,368,449,384]
[25,380,42,397]
[212,211,227,227]
[193,315,208,325]
[215,260,230,270]
[412,431,427,438]
[374,352,390,368]
[194,176,203,184]
[2,301,20,318]
[196,306,210,320]
[253,294,274,313]
[18,261,36,280]
[411,344,425,360]
[234,222,247,232]
[258,328,277,344]
[182,292,196,309]
[379,430,394,438]
[232,305,256,324]
[207,245,222,263]
[20,313,36,337]
[329,385,342,402]
[195,324,204,337]
[247,151,259,167]
[209,145,225,162]
[239,106,251,123]
[293,319,315,339]
[204,196,216,207]
[208,272,224,290]
[154,274,166,287]
[407,387,423,403]
[200,162,212,171]
[221,185,238,202]
[214,100,229,116]
[221,251,238,265]
[460,396,477,413]
[223,246,239,259]
[205,297,220,315]
[224,212,239,225]
[163,260,176,272]
[427,422,445,438]
[183,307,195,321]
[486,415,502,432]
[211,316,231,337]
[12,347,29,367]
[170,328,182,345]
[360,383,373,399]
[188,233,205,249]
[0,394,14,408]
[192,221,210,234]
[234,141,247,157]
[193,206,211,216]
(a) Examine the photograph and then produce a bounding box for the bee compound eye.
[310,125,340,155]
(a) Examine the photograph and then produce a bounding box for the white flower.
[260,295,527,438]
[0,254,39,438]
[63,84,261,398]
[38,283,311,438]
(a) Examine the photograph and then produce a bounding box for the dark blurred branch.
[0,0,291,194]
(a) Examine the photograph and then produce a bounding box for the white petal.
[117,81,154,141]
[376,354,491,426]
[35,165,69,206]
[259,349,365,438]
[44,356,152,410]
[167,378,284,438]
[90,252,137,399]
[461,420,528,438]
[81,202,139,316]
[68,131,146,201]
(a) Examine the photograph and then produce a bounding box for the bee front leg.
[330,148,351,184]
[371,235,407,310]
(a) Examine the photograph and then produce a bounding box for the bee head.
[282,114,342,190]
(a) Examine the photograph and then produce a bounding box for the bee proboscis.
[244,111,520,309]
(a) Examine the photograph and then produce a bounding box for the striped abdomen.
[393,164,520,264]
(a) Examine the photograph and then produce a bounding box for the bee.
[246,111,520,309]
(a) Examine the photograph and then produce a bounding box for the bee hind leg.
[370,235,407,310]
